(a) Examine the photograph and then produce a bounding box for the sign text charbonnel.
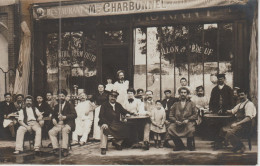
[33,0,248,20]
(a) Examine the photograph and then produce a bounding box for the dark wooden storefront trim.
[32,5,251,96]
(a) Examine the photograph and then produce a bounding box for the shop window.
[133,28,147,91]
[133,22,234,100]
[46,31,97,95]
[104,30,127,44]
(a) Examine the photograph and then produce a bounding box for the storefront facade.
[31,0,255,100]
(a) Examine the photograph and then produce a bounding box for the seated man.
[168,87,198,151]
[214,88,256,153]
[99,91,133,155]
[13,95,43,154]
[72,92,96,146]
[135,88,145,102]
[48,89,77,157]
[1,93,18,138]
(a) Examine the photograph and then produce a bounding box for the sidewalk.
[0,137,257,164]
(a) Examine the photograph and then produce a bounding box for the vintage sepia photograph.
[0,0,258,165]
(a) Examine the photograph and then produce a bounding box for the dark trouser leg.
[226,131,244,150]
[9,123,15,137]
[172,136,185,148]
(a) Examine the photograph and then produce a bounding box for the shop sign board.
[32,0,248,20]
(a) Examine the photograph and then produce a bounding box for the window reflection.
[104,30,127,44]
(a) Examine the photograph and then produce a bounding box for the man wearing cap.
[99,90,133,155]
[13,95,43,154]
[209,73,233,114]
[162,90,178,148]
[113,70,129,105]
[48,89,77,157]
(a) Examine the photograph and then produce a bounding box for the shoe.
[71,141,79,146]
[79,141,85,146]
[13,150,21,155]
[115,144,123,150]
[143,141,150,150]
[163,141,172,148]
[47,143,53,148]
[52,148,60,156]
[101,148,106,155]
[233,144,245,153]
[61,149,69,157]
[173,146,185,151]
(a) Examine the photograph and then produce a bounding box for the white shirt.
[122,98,144,114]
[18,107,42,122]
[105,83,114,92]
[75,100,95,121]
[231,99,256,119]
[218,84,224,90]
[110,103,115,111]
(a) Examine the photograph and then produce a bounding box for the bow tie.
[128,99,134,103]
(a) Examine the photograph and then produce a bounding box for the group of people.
[0,70,256,156]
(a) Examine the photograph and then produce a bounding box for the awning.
[0,0,16,6]
[32,0,249,20]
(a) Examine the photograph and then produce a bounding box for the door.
[102,47,129,83]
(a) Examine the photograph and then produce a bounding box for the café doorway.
[102,47,129,84]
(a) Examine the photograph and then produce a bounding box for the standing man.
[46,91,58,111]
[13,96,43,154]
[214,88,256,153]
[48,89,77,157]
[209,74,233,114]
[113,70,129,105]
[161,90,178,147]
[0,93,18,138]
[99,91,133,155]
[142,90,156,150]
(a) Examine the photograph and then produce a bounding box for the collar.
[109,102,115,106]
[218,84,225,89]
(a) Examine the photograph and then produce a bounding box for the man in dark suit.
[99,90,133,155]
[209,74,233,114]
[48,89,77,157]
[0,93,18,138]
[161,90,178,148]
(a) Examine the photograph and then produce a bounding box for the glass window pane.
[46,33,59,94]
[219,23,234,88]
[147,27,160,100]
[104,30,127,44]
[158,26,175,98]
[134,28,147,91]
[189,24,204,94]
[174,25,189,96]
[204,23,218,98]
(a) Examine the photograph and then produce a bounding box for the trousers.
[48,124,71,149]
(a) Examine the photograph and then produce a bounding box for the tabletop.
[126,115,149,120]
[203,113,233,118]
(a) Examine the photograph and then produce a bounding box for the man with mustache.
[48,89,77,157]
[213,88,256,153]
[168,87,198,151]
[209,73,233,115]
[13,96,43,154]
[113,70,129,105]
[99,91,133,155]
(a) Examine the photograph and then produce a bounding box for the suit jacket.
[35,102,53,117]
[52,101,77,131]
[94,91,109,106]
[98,101,130,126]
[162,97,178,120]
[0,101,17,123]
[209,84,233,113]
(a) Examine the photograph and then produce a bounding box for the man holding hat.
[99,90,133,155]
[13,95,43,154]
[48,89,77,157]
[209,73,233,114]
